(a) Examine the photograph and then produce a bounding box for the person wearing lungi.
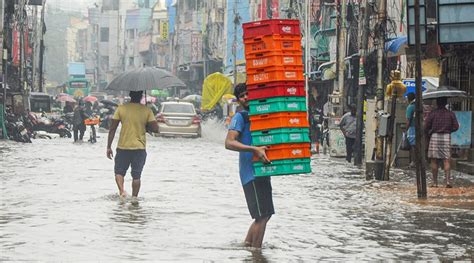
[424,97,459,188]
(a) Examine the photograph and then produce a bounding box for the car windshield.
[162,104,195,114]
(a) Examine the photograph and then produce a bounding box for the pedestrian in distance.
[63,102,73,114]
[224,83,273,249]
[72,102,87,142]
[106,91,159,198]
[424,97,459,188]
[405,92,416,167]
[339,105,357,163]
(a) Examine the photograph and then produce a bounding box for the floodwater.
[1,122,473,261]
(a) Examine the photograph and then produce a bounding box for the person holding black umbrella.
[106,91,159,197]
[424,97,459,188]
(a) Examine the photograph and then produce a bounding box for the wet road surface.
[1,122,473,261]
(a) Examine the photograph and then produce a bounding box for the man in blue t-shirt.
[225,83,273,249]
[405,92,416,166]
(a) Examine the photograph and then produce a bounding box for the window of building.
[101,56,109,69]
[129,57,134,66]
[128,29,135,40]
[100,28,109,42]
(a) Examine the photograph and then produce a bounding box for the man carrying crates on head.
[225,83,273,249]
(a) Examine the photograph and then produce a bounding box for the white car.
[155,101,201,138]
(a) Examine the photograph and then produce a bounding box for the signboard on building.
[160,20,168,40]
[191,33,202,62]
[358,57,366,85]
[12,30,19,66]
[402,79,427,96]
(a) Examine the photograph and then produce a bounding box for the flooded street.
[1,123,473,261]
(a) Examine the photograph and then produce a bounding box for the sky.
[47,0,96,14]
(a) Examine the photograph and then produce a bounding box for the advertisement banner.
[191,33,202,62]
[12,30,19,66]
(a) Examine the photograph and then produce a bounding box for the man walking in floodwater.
[339,105,357,163]
[424,97,459,188]
[225,83,273,249]
[106,91,158,197]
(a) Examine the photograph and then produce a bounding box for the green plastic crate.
[253,158,312,176]
[251,128,310,146]
[249,96,306,115]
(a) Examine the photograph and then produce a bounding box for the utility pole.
[232,0,239,85]
[383,70,405,180]
[38,0,46,92]
[304,0,310,115]
[31,5,38,92]
[354,0,369,166]
[19,0,25,93]
[374,0,387,179]
[203,0,208,79]
[336,0,347,110]
[96,23,101,91]
[414,0,427,198]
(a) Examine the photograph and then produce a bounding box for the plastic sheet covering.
[201,73,232,111]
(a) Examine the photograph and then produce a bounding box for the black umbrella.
[100,99,118,107]
[106,67,186,91]
[422,86,468,100]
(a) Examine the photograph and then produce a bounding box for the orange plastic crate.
[250,112,309,131]
[84,117,100,125]
[244,35,302,56]
[246,50,303,70]
[252,143,311,161]
[247,65,304,85]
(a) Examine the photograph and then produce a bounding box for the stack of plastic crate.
[243,19,312,177]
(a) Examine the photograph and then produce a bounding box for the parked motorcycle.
[5,113,32,143]
[27,112,72,138]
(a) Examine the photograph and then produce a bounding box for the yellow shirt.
[113,103,155,150]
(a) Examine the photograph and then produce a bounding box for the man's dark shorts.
[243,177,275,220]
[114,149,147,179]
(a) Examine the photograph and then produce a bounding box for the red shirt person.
[424,97,459,188]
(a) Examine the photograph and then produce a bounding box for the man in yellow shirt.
[106,91,158,197]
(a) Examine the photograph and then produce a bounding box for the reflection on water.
[0,125,472,261]
[111,197,148,225]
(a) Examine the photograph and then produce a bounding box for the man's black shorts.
[243,177,275,220]
[114,149,147,179]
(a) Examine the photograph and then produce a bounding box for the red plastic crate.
[243,19,301,39]
[247,65,304,85]
[247,81,305,100]
[244,35,302,56]
[250,112,309,131]
[246,50,303,70]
